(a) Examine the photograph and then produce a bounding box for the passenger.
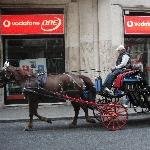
[132,53,143,71]
[103,45,131,94]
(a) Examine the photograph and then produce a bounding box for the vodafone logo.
[127,21,133,27]
[1,14,64,34]
[41,17,62,32]
[2,17,62,32]
[126,20,150,28]
[125,16,150,34]
[3,20,11,27]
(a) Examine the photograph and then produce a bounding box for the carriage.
[0,61,150,131]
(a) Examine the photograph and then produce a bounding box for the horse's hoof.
[47,119,52,124]
[86,118,96,123]
[69,123,77,128]
[24,127,33,131]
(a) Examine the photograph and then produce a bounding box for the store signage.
[124,16,150,34]
[0,14,64,35]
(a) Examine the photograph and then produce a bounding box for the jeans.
[103,68,123,89]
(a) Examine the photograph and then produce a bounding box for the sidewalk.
[0,103,150,123]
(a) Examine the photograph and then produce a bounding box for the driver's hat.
[116,45,125,51]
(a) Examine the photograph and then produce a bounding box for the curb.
[0,116,85,123]
[1,103,150,123]
[1,112,150,123]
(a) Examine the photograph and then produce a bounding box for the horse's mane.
[78,75,94,88]
[8,65,36,78]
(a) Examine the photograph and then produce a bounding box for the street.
[1,118,150,150]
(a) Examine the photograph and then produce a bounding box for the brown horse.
[0,61,96,130]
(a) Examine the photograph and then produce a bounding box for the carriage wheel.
[93,98,121,122]
[98,102,128,131]
[93,99,105,122]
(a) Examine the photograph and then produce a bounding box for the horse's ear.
[6,61,9,66]
[3,61,10,70]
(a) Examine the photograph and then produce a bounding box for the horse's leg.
[25,98,52,131]
[34,103,52,124]
[35,113,52,123]
[24,98,34,131]
[81,105,96,123]
[70,102,80,127]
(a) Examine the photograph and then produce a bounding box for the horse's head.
[0,61,16,87]
[0,61,38,88]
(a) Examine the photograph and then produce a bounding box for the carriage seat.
[113,69,140,89]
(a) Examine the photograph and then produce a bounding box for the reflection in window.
[125,37,150,85]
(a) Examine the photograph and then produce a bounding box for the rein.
[23,87,96,106]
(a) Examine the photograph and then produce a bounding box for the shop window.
[4,37,65,73]
[125,37,150,85]
[3,37,65,104]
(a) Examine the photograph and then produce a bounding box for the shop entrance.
[3,35,65,104]
[125,37,150,85]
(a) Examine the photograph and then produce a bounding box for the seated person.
[132,53,143,71]
[103,45,131,94]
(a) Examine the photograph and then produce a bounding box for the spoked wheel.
[97,102,128,131]
[93,98,122,122]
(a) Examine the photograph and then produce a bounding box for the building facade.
[0,0,150,105]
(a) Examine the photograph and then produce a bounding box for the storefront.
[0,0,150,106]
[124,12,150,85]
[0,8,65,104]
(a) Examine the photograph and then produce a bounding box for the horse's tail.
[79,75,96,100]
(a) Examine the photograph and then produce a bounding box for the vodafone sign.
[124,16,150,34]
[0,14,64,35]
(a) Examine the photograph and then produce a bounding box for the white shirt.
[115,54,130,69]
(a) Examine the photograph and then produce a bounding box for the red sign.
[124,16,150,34]
[0,14,64,35]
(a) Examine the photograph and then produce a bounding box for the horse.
[0,61,96,130]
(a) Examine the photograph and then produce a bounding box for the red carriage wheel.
[97,102,128,131]
[93,103,105,122]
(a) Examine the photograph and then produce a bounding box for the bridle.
[0,69,11,87]
[0,61,15,87]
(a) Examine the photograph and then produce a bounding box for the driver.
[103,45,131,94]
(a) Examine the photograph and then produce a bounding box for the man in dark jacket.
[103,45,131,94]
